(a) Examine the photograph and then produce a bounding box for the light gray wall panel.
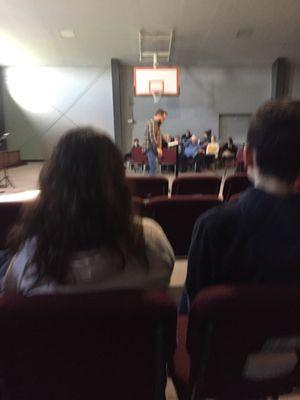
[3,67,114,160]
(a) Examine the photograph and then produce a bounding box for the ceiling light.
[60,29,76,39]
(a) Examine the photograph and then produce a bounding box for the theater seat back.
[0,291,176,400]
[127,177,169,198]
[0,202,23,249]
[147,195,221,256]
[223,173,251,201]
[171,176,221,196]
[187,285,300,399]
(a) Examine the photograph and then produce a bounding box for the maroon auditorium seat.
[171,285,300,400]
[171,176,221,196]
[161,148,176,168]
[294,177,300,192]
[127,176,169,198]
[0,290,177,400]
[228,192,241,202]
[0,201,24,249]
[222,172,251,201]
[147,195,221,256]
[129,147,148,171]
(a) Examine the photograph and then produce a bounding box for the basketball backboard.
[134,67,179,97]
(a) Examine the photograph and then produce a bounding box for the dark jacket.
[184,187,300,308]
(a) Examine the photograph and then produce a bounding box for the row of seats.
[129,146,176,170]
[0,196,221,255]
[129,146,247,173]
[127,173,251,200]
[0,174,250,252]
[0,285,299,400]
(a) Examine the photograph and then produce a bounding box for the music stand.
[0,133,15,189]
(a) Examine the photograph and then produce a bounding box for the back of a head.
[9,127,142,283]
[155,108,167,117]
[40,128,129,232]
[247,98,300,183]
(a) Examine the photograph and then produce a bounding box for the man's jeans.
[146,149,158,176]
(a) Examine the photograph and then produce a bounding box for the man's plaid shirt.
[143,118,162,154]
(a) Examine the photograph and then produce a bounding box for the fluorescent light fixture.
[60,29,76,39]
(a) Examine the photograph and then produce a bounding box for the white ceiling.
[0,0,299,67]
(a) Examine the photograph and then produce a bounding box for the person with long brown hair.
[2,127,174,295]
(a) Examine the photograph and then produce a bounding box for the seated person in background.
[124,137,140,163]
[162,133,174,148]
[132,137,140,148]
[205,135,220,169]
[199,129,211,147]
[181,129,192,144]
[181,98,300,312]
[2,128,174,295]
[221,137,237,160]
[180,134,205,172]
[206,135,219,157]
[174,134,181,144]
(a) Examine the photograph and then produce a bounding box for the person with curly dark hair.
[2,127,174,295]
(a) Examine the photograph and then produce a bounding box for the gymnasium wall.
[3,67,114,160]
[3,63,299,159]
[129,66,271,149]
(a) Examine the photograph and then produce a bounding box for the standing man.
[143,109,168,176]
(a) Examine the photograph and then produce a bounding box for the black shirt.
[184,187,300,306]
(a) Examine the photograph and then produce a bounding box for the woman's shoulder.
[140,217,167,240]
[140,217,175,260]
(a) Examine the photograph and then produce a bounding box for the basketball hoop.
[149,80,164,103]
[151,89,162,103]
[133,66,179,98]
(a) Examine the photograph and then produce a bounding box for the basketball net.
[151,90,162,104]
